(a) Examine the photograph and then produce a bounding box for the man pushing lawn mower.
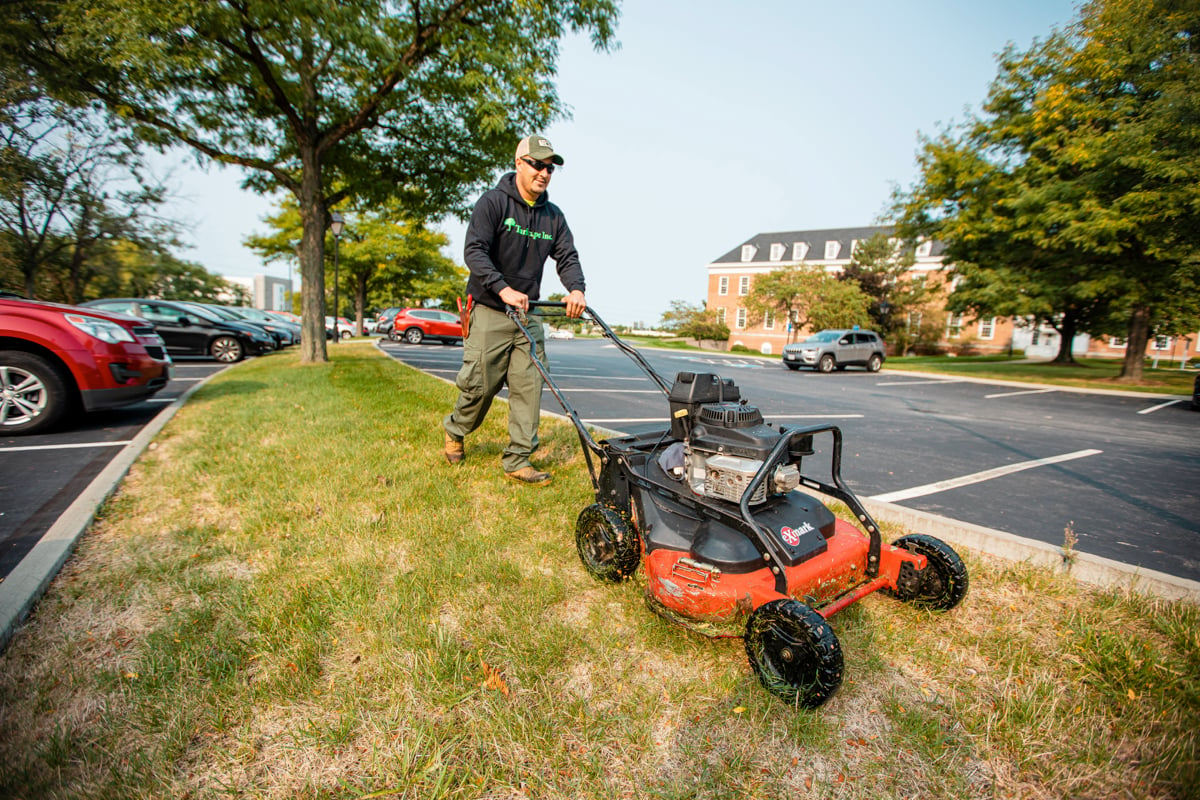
[442,134,587,485]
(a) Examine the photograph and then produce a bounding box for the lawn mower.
[509,302,968,708]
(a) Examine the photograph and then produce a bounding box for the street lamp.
[329,211,344,344]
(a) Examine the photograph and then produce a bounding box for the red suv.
[0,293,173,434]
[387,308,464,345]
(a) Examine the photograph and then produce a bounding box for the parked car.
[375,307,404,336]
[782,329,886,373]
[388,308,464,345]
[218,305,301,346]
[547,328,575,340]
[80,298,275,363]
[325,316,355,339]
[1192,373,1199,411]
[0,293,172,434]
[174,301,290,349]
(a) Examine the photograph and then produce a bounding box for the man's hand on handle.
[565,290,586,318]
[499,287,529,313]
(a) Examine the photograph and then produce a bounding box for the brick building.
[706,225,1198,365]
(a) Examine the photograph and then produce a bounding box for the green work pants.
[443,304,546,473]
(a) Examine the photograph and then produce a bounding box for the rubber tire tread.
[744,599,843,709]
[575,504,640,582]
[889,534,969,610]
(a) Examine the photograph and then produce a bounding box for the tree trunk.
[1117,305,1151,382]
[1051,311,1078,364]
[297,143,328,364]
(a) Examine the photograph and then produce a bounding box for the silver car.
[782,329,886,373]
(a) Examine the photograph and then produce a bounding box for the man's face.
[515,156,554,199]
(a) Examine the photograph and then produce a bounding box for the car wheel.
[210,336,245,363]
[887,534,969,610]
[575,504,640,581]
[817,354,836,373]
[0,351,71,435]
[340,329,351,340]
[745,599,843,709]
[387,328,401,342]
[867,354,883,372]
[403,327,424,345]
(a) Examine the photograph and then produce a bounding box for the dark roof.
[710,225,945,264]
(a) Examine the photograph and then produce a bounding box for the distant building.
[706,225,1198,364]
[220,274,293,311]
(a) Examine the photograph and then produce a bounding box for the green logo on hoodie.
[503,217,553,241]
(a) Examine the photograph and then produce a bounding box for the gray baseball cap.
[515,135,564,165]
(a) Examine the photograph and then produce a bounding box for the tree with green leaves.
[893,0,1200,379]
[4,0,619,362]
[659,299,730,345]
[743,267,872,343]
[245,199,463,334]
[837,233,937,341]
[0,73,170,302]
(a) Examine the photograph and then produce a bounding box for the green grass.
[884,355,1197,394]
[0,341,1196,799]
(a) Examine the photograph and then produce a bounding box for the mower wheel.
[888,534,969,610]
[575,504,640,582]
[745,599,843,709]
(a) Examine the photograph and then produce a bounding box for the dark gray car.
[782,329,886,373]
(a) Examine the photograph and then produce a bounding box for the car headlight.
[64,313,135,344]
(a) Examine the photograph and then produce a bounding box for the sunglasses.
[521,157,556,174]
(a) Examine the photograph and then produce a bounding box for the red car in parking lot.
[0,293,173,434]
[387,308,464,345]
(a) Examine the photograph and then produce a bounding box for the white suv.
[782,329,886,373]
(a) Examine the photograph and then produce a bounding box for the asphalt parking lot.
[0,360,226,581]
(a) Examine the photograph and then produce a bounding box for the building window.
[1109,336,1126,348]
[769,243,785,261]
[792,242,809,261]
[764,310,775,330]
[740,244,757,262]
[736,308,747,329]
[945,313,963,339]
[1154,335,1172,351]
[915,238,933,258]
[716,307,726,325]
[718,276,728,296]
[824,240,841,260]
[738,276,750,296]
[978,317,996,340]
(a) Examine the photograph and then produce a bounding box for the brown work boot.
[504,466,551,486]
[444,433,465,464]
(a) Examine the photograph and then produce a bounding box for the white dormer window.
[769,243,785,261]
[888,237,901,256]
[850,239,859,258]
[824,240,841,260]
[792,242,809,261]
[741,244,757,262]
[738,276,750,296]
[915,238,933,258]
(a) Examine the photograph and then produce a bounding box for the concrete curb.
[0,372,219,654]
[385,338,1200,604]
[859,498,1200,604]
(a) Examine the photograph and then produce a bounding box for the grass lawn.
[0,342,1196,799]
[883,355,1197,395]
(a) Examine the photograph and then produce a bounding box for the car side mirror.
[177,316,191,326]
[839,337,850,345]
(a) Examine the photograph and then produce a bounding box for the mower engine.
[666,373,805,505]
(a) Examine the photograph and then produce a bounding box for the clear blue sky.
[162,0,1080,326]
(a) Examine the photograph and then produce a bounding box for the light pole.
[329,212,344,344]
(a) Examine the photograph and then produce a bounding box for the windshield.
[174,303,221,323]
[804,331,842,343]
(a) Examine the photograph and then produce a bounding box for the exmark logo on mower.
[780,522,815,546]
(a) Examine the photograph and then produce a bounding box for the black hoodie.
[463,172,585,313]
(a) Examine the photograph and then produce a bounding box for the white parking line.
[544,389,662,394]
[985,388,1057,399]
[869,448,1103,503]
[766,414,865,420]
[1138,399,1184,415]
[0,441,132,453]
[169,377,207,382]
[875,379,965,386]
